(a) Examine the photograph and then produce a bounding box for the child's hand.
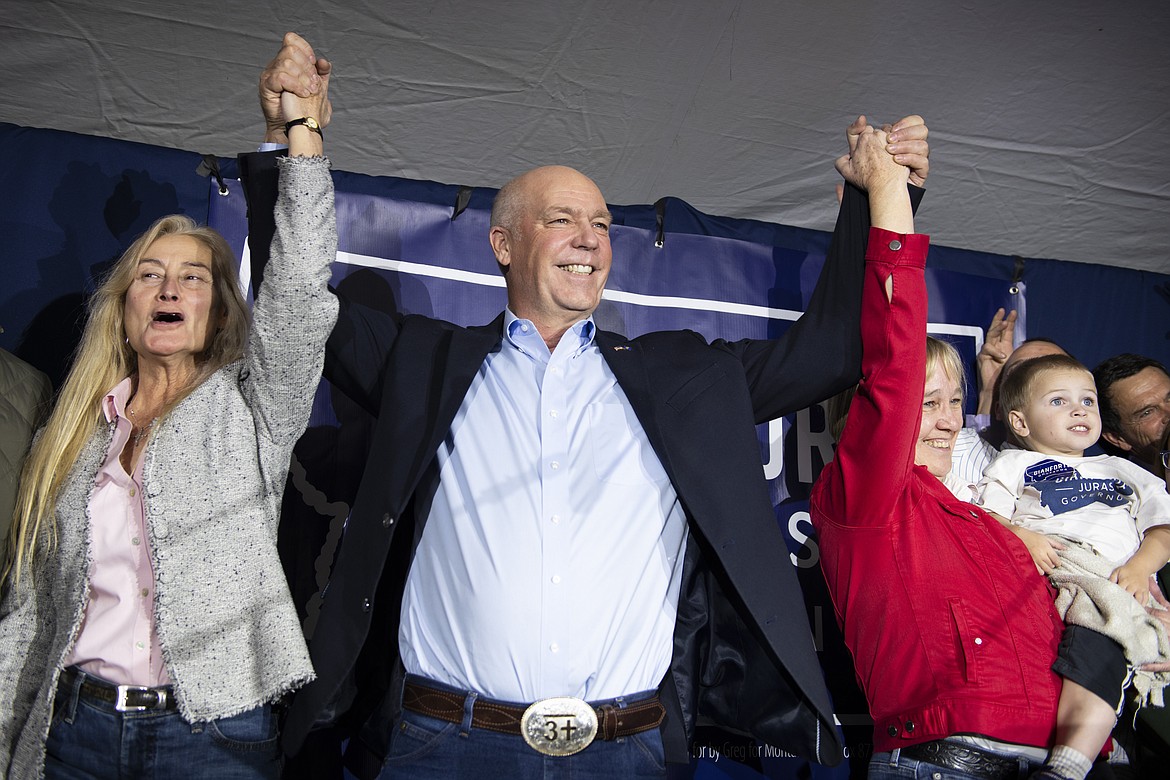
[1012,527,1064,575]
[1142,577,1170,672]
[1111,561,1154,604]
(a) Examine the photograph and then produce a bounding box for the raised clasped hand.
[260,32,333,142]
[835,118,909,194]
[883,115,929,188]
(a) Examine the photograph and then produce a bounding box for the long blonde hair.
[5,215,249,583]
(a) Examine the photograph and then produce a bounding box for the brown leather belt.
[401,679,665,740]
[61,667,177,713]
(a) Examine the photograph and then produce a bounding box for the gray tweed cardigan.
[0,156,338,777]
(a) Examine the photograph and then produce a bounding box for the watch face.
[304,117,320,130]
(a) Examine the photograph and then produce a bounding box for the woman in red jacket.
[809,157,1112,777]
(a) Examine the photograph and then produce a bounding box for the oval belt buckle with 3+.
[520,696,599,756]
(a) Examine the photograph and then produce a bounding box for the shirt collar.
[103,377,134,423]
[503,308,596,359]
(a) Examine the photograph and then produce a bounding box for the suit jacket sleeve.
[720,183,925,424]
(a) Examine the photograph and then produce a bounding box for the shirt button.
[905,720,915,733]
[549,410,559,419]
[382,513,394,528]
[550,514,561,525]
[550,461,560,470]
[129,488,136,497]
[551,366,561,375]
[136,641,145,650]
[887,725,899,737]
[975,637,983,645]
[549,643,559,653]
[362,598,372,612]
[132,537,140,545]
[888,239,902,251]
[552,575,562,584]
[141,588,149,598]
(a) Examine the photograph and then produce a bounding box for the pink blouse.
[65,378,169,686]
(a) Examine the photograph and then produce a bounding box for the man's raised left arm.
[735,114,928,422]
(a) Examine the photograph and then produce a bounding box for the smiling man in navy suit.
[249,32,929,780]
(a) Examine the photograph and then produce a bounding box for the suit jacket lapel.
[418,312,505,461]
[595,329,678,483]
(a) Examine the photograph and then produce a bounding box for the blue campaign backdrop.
[4,121,1170,778]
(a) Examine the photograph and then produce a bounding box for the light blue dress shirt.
[399,311,689,702]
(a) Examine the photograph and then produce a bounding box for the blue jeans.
[44,671,281,779]
[380,696,666,779]
[868,747,1042,780]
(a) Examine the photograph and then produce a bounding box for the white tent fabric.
[3,0,1167,273]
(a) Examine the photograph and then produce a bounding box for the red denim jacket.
[811,229,1063,753]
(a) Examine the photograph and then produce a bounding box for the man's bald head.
[491,166,603,233]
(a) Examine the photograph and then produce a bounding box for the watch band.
[284,116,323,138]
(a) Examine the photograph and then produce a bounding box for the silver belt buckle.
[114,684,167,712]
[520,696,598,756]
